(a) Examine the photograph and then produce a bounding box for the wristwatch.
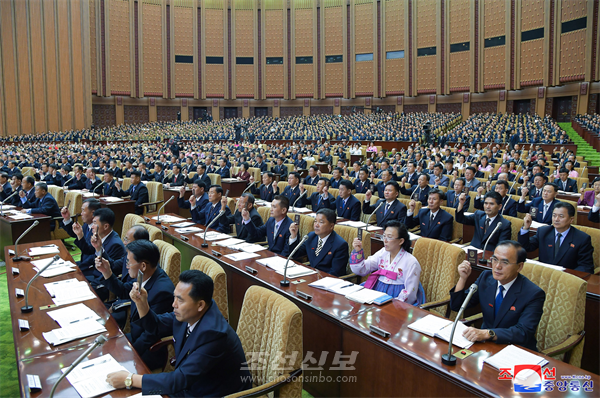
[124,373,133,389]
[488,329,496,340]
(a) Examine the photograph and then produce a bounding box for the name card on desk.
[15,288,24,297]
[12,267,19,275]
[18,319,30,331]
[27,374,42,392]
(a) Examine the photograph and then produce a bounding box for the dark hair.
[104,170,114,177]
[83,198,102,212]
[339,179,354,190]
[309,165,319,172]
[533,172,547,182]
[554,201,575,217]
[559,167,569,174]
[194,180,206,190]
[12,173,23,182]
[93,208,116,227]
[0,172,8,180]
[273,194,289,210]
[130,224,150,241]
[179,269,213,304]
[35,182,48,192]
[484,191,503,205]
[320,178,330,187]
[383,220,411,252]
[131,170,141,178]
[210,184,223,194]
[455,177,466,187]
[126,239,159,268]
[428,187,445,201]
[316,208,337,224]
[495,180,509,190]
[433,163,443,170]
[289,172,301,181]
[466,166,477,174]
[496,240,527,264]
[544,182,559,193]
[334,167,344,174]
[240,192,255,205]
[385,180,400,192]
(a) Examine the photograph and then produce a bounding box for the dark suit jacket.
[283,231,349,276]
[103,181,119,197]
[0,181,12,202]
[67,175,88,190]
[22,193,61,230]
[254,162,268,172]
[282,185,307,208]
[400,184,430,207]
[308,192,336,212]
[455,210,512,251]
[517,198,560,225]
[474,196,517,218]
[303,175,319,186]
[556,178,577,193]
[399,172,419,187]
[272,164,288,179]
[169,173,186,187]
[220,208,264,242]
[191,202,232,233]
[589,208,599,223]
[116,183,149,215]
[138,301,252,397]
[335,195,361,221]
[215,167,230,179]
[151,171,166,183]
[363,199,407,227]
[406,208,453,242]
[179,194,209,224]
[192,173,211,188]
[518,226,595,273]
[245,216,293,255]
[85,177,102,191]
[329,178,343,189]
[295,159,307,169]
[250,183,278,202]
[446,190,470,210]
[450,271,545,352]
[352,179,369,194]
[75,229,126,278]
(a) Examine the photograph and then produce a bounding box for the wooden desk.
[98,198,136,236]
[4,240,152,398]
[350,154,364,165]
[314,162,329,174]
[163,187,191,218]
[148,215,600,396]
[0,213,52,261]
[220,179,248,198]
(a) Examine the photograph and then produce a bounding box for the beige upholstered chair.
[277,181,289,194]
[286,213,315,238]
[21,167,35,177]
[190,256,228,320]
[121,177,131,191]
[136,223,163,242]
[143,182,164,215]
[121,214,145,240]
[226,286,303,398]
[51,191,82,242]
[412,238,465,317]
[257,206,271,224]
[47,186,65,208]
[572,224,600,274]
[439,206,462,243]
[153,240,181,287]
[522,263,587,366]
[503,215,524,241]
[208,173,221,186]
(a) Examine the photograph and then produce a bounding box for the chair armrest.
[419,297,450,311]
[408,227,421,233]
[449,237,462,244]
[542,331,585,357]
[149,336,175,353]
[224,368,302,398]
[461,313,483,326]
[141,200,164,208]
[339,273,363,285]
[111,301,131,311]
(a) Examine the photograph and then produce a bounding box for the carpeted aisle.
[0,266,19,398]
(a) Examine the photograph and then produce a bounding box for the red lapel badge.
[510,306,516,311]
[570,243,575,248]
[488,303,494,308]
[328,251,332,255]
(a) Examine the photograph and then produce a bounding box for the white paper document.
[338,221,368,228]
[171,221,196,228]
[32,257,77,277]
[42,319,106,346]
[256,256,316,278]
[45,278,80,297]
[224,252,261,261]
[408,314,474,349]
[344,288,388,304]
[99,196,123,202]
[174,227,203,234]
[484,345,549,380]
[0,204,16,210]
[229,242,267,253]
[49,281,96,306]
[194,231,231,241]
[309,277,363,295]
[63,354,128,398]
[213,238,246,247]
[525,259,565,271]
[46,304,102,328]
[530,220,546,229]
[290,207,312,213]
[151,215,185,223]
[28,245,61,256]
[9,213,33,220]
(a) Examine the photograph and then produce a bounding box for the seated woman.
[366,142,377,153]
[350,144,362,155]
[232,162,251,181]
[349,220,426,305]
[578,178,600,206]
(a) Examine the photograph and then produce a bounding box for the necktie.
[543,203,549,219]
[183,326,191,345]
[384,203,391,215]
[554,233,562,259]
[317,195,322,206]
[494,285,505,317]
[484,218,491,234]
[274,222,279,237]
[430,212,434,225]
[315,238,324,257]
[131,185,135,194]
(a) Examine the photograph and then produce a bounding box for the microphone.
[410,186,421,201]
[291,189,307,211]
[441,283,478,366]
[49,335,108,398]
[21,255,61,312]
[12,220,40,262]
[0,190,20,216]
[479,221,502,264]
[500,194,512,216]
[93,181,106,196]
[365,200,384,231]
[155,195,175,224]
[201,209,226,247]
[281,234,309,286]
[62,175,75,189]
[242,180,257,194]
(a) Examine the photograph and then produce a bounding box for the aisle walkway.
[561,122,600,166]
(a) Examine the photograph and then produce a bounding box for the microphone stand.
[442,284,478,366]
[364,200,384,231]
[290,189,307,212]
[242,180,257,195]
[201,210,226,247]
[479,221,501,264]
[49,335,108,398]
[0,190,20,216]
[12,220,40,261]
[281,234,309,286]
[62,176,75,191]
[155,195,175,225]
[500,195,512,216]
[93,181,106,197]
[21,255,61,312]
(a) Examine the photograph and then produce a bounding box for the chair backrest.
[21,167,35,177]
[412,238,465,317]
[558,199,579,225]
[287,213,315,237]
[121,214,145,240]
[467,191,477,212]
[257,206,271,224]
[440,206,462,242]
[521,262,587,366]
[190,256,229,321]
[333,224,371,275]
[328,187,339,200]
[136,223,164,242]
[64,191,82,218]
[226,197,237,214]
[503,215,524,241]
[145,181,164,210]
[121,177,131,191]
[208,173,221,186]
[153,240,181,287]
[277,181,288,194]
[398,198,422,214]
[236,286,303,396]
[247,167,261,182]
[47,186,64,208]
[572,224,600,273]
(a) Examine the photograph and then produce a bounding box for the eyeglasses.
[382,235,400,241]
[490,256,518,266]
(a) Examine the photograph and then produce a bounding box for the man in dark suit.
[107,270,252,397]
[518,202,594,273]
[308,179,336,212]
[456,191,512,251]
[517,172,547,200]
[449,241,545,352]
[249,172,279,202]
[282,172,307,208]
[445,177,470,210]
[101,170,120,196]
[283,208,349,276]
[304,166,320,186]
[353,168,371,194]
[167,164,186,187]
[272,157,289,180]
[464,167,481,191]
[83,167,103,192]
[474,180,517,217]
[186,164,211,188]
[95,239,175,369]
[178,182,209,222]
[517,183,561,225]
[253,155,268,172]
[114,171,149,215]
[399,161,419,187]
[67,165,88,190]
[7,160,20,177]
[362,180,407,226]
[109,159,123,179]
[400,173,431,207]
[294,153,307,170]
[75,207,126,283]
[335,180,361,221]
[405,188,453,241]
[329,167,344,189]
[219,193,263,242]
[192,185,232,233]
[150,163,167,183]
[59,199,102,265]
[215,158,231,179]
[0,172,12,202]
[20,183,61,229]
[245,195,293,255]
[554,168,578,193]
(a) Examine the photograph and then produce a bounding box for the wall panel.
[71,0,85,128]
[124,104,149,124]
[174,5,193,96]
[449,52,469,91]
[355,3,373,54]
[142,3,163,96]
[0,0,18,134]
[14,0,33,133]
[90,0,97,94]
[449,0,470,44]
[57,0,73,130]
[109,0,131,94]
[235,9,254,96]
[29,0,47,133]
[483,46,506,88]
[483,0,505,39]
[325,5,343,96]
[265,9,283,97]
[205,8,225,97]
[559,30,586,81]
[561,0,587,22]
[416,56,436,92]
[416,0,436,92]
[384,0,404,95]
[521,0,544,31]
[43,0,59,131]
[295,8,313,96]
[520,39,544,85]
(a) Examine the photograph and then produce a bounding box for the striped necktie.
[315,238,324,257]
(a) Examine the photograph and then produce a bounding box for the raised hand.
[365,190,372,201]
[241,208,250,221]
[114,181,121,191]
[352,237,362,252]
[72,222,84,240]
[477,186,484,196]
[409,199,416,212]
[458,192,467,204]
[523,213,532,230]
[61,206,71,220]
[457,260,472,280]
[189,194,196,206]
[289,221,299,239]
[94,257,112,279]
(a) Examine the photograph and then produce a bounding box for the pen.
[339,284,353,289]
[81,359,108,369]
[70,317,93,324]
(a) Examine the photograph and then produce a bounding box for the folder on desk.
[344,288,388,305]
[484,345,548,381]
[408,314,474,349]
[256,256,317,278]
[309,277,363,295]
[42,319,107,346]
[63,354,128,398]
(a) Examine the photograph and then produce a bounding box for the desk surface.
[148,214,600,397]
[4,241,151,398]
